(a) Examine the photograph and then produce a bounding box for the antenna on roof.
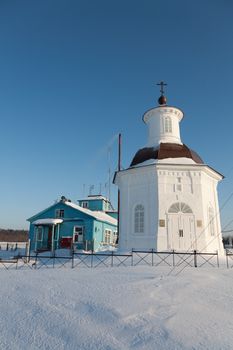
[82,184,86,197]
[107,146,111,202]
[89,185,94,195]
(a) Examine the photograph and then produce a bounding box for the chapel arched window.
[164,116,172,133]
[134,204,144,233]
[168,202,193,214]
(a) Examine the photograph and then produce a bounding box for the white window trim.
[104,229,112,244]
[73,226,84,243]
[134,204,145,234]
[36,226,43,241]
[164,116,172,133]
[112,231,118,244]
[168,202,192,214]
[54,226,59,242]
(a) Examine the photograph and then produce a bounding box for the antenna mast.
[107,145,111,202]
[117,133,122,240]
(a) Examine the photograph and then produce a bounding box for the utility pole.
[117,133,121,242]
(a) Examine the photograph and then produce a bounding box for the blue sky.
[0,0,233,229]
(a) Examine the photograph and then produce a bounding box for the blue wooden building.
[28,195,118,252]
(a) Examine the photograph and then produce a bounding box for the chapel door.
[167,203,195,251]
[167,214,179,250]
[179,215,195,251]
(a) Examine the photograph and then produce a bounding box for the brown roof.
[130,143,204,167]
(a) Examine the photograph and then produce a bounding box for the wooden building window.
[73,226,83,242]
[36,226,43,242]
[82,201,89,208]
[113,231,118,244]
[55,209,64,218]
[104,229,112,244]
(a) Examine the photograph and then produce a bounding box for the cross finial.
[157,81,167,95]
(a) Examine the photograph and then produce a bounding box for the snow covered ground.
[0,266,233,350]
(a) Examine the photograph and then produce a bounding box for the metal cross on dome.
[157,81,167,95]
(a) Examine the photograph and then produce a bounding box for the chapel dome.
[130,142,204,167]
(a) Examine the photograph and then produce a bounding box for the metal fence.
[0,248,229,270]
[226,249,233,268]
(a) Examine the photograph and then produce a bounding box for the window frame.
[112,231,118,244]
[164,116,172,133]
[168,202,192,214]
[55,209,64,218]
[104,229,112,244]
[73,226,84,243]
[134,204,145,234]
[36,226,43,241]
[82,201,89,208]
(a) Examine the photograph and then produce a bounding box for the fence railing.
[0,248,229,270]
[131,249,220,268]
[226,249,233,269]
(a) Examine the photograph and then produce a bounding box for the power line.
[174,217,233,277]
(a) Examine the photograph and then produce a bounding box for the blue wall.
[78,198,113,211]
[28,201,117,252]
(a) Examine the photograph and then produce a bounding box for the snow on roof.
[79,195,109,202]
[64,201,117,226]
[32,219,63,225]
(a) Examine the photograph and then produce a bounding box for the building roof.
[79,195,109,202]
[130,143,204,167]
[28,200,117,227]
[65,201,117,226]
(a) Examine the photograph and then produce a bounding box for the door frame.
[167,213,196,251]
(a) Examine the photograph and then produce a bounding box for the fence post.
[152,249,154,266]
[91,252,93,268]
[26,239,31,263]
[172,250,175,266]
[111,251,114,267]
[194,250,197,268]
[53,254,55,268]
[226,250,229,269]
[35,252,38,269]
[131,249,133,266]
[72,246,74,268]
[28,242,31,263]
[216,250,219,268]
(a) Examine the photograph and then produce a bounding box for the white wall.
[115,163,224,254]
[143,106,183,147]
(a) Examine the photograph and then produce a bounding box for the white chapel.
[114,83,224,254]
